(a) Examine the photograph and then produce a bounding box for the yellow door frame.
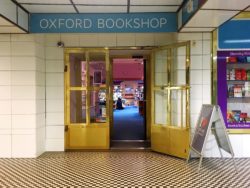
[151,41,191,159]
[64,44,190,156]
[64,48,110,150]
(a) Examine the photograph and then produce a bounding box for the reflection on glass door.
[151,42,191,159]
[65,49,110,149]
[70,90,86,123]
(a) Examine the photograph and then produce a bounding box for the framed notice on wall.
[93,71,102,85]
[217,50,250,133]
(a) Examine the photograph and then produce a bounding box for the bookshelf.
[218,50,250,130]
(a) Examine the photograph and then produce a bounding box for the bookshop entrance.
[109,50,151,149]
[64,42,191,159]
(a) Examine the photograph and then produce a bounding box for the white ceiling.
[185,10,240,28]
[202,0,250,10]
[179,0,250,32]
[15,0,184,13]
[0,0,249,33]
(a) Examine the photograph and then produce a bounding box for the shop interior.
[112,58,145,140]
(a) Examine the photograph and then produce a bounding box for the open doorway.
[111,57,148,149]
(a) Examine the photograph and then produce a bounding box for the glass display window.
[218,50,250,130]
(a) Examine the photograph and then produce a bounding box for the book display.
[91,89,107,123]
[218,51,250,129]
[113,82,144,107]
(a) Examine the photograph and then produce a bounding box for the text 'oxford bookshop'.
[30,13,177,33]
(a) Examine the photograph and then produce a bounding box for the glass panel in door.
[90,89,107,123]
[89,52,106,87]
[171,46,186,85]
[69,53,87,87]
[170,89,186,128]
[154,50,168,86]
[154,90,167,126]
[70,90,86,123]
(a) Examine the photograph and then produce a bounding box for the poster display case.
[217,50,250,132]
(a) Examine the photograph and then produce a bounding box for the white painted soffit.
[179,0,250,32]
[0,0,28,33]
[15,0,183,13]
[0,16,26,33]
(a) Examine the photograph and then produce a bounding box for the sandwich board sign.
[187,104,237,172]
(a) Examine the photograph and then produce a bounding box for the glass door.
[65,49,110,149]
[151,42,191,159]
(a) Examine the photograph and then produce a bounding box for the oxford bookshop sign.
[30,13,177,33]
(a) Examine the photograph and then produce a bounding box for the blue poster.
[30,13,177,33]
[218,19,250,49]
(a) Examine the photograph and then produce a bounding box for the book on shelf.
[228,84,234,98]
[235,69,242,80]
[245,82,250,97]
[233,85,242,97]
[242,69,247,80]
[247,70,250,80]
[227,56,237,63]
[229,69,235,80]
[237,56,246,63]
[247,56,250,63]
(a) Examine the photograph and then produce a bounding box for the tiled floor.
[0,151,249,188]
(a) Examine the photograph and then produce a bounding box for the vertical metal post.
[232,155,238,173]
[198,154,203,172]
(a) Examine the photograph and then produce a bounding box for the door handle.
[65,125,69,132]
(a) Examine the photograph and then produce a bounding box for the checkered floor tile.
[0,151,249,188]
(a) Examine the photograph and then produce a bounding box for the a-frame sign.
[187,104,237,172]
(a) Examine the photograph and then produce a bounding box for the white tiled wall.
[0,32,249,158]
[177,33,250,158]
[43,33,250,157]
[0,34,45,158]
[178,33,213,157]
[45,36,64,151]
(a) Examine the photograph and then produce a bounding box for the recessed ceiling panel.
[18,7,28,31]
[131,0,183,5]
[0,26,26,33]
[180,27,215,32]
[185,10,239,27]
[0,0,17,23]
[22,5,76,13]
[0,17,13,26]
[77,6,127,13]
[17,0,71,4]
[130,6,178,12]
[202,0,250,10]
[73,0,127,5]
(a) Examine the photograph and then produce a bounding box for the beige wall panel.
[98,33,117,47]
[45,34,61,47]
[0,34,10,42]
[154,33,177,46]
[0,57,11,70]
[135,33,154,46]
[79,34,99,46]
[116,33,136,46]
[61,34,80,47]
[11,42,36,56]
[11,35,35,42]
[0,42,11,56]
[45,47,64,60]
